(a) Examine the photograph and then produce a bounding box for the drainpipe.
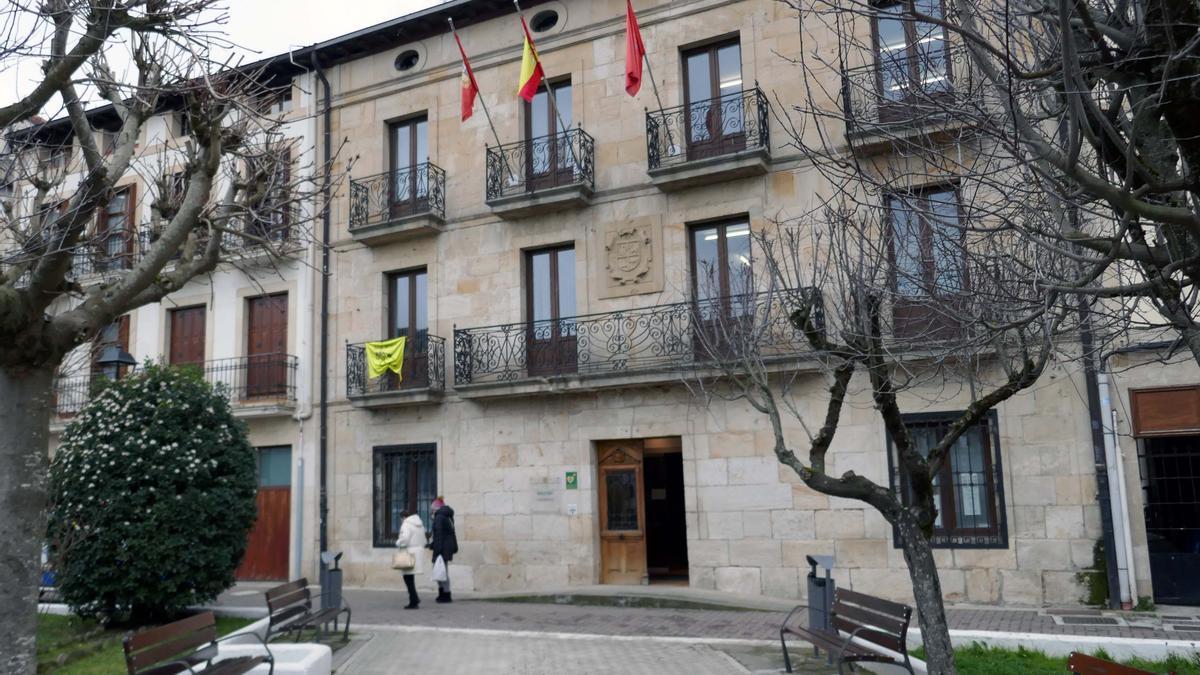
[1096,368,1133,606]
[311,53,332,560]
[1079,304,1122,609]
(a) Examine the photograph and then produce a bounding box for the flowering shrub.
[47,363,258,623]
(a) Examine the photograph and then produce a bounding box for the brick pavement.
[214,585,1193,642]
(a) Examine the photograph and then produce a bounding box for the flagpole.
[449,18,505,153]
[630,0,675,154]
[514,0,581,174]
[449,18,518,186]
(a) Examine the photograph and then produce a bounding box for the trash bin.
[319,551,343,611]
[806,554,835,631]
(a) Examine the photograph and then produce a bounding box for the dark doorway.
[643,438,688,583]
[1140,435,1200,605]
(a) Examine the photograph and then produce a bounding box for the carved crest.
[605,226,652,285]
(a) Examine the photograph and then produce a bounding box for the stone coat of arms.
[605,226,653,286]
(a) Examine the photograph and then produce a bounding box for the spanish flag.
[517,16,545,102]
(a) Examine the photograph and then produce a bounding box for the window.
[530,9,559,32]
[689,219,752,301]
[873,0,950,106]
[394,50,420,72]
[97,186,135,270]
[177,112,191,137]
[526,245,576,376]
[887,186,964,338]
[682,39,744,158]
[524,79,574,185]
[387,268,429,388]
[388,116,429,217]
[168,305,206,367]
[887,411,1007,548]
[256,446,292,487]
[373,444,437,547]
[247,149,291,241]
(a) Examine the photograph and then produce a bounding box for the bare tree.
[0,3,333,671]
[685,188,1081,672]
[778,0,1200,364]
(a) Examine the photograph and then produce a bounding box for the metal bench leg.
[341,608,351,641]
[780,630,793,674]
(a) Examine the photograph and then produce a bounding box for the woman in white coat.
[395,510,427,609]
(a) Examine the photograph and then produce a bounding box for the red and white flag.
[453,30,480,121]
[624,0,646,96]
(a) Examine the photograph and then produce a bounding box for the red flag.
[624,0,646,96]
[454,30,480,121]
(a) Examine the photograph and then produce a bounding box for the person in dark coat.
[427,496,458,603]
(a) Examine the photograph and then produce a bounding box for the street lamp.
[94,345,136,380]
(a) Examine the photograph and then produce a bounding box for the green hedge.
[47,363,258,624]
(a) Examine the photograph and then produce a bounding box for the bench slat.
[124,613,219,673]
[267,588,310,613]
[1067,652,1154,675]
[832,601,908,636]
[836,588,909,618]
[126,612,215,651]
[265,578,308,602]
[203,656,269,675]
[832,616,906,653]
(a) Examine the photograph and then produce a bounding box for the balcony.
[50,354,298,425]
[841,46,978,150]
[346,335,445,408]
[348,163,446,244]
[645,87,771,192]
[453,289,822,397]
[485,128,595,218]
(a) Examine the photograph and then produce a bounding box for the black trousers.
[403,573,419,605]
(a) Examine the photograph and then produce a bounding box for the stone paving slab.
[215,585,1185,642]
[338,626,838,674]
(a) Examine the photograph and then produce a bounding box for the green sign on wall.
[565,471,578,490]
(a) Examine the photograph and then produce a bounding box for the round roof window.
[394,49,420,72]
[530,9,559,32]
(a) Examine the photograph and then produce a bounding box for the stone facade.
[300,0,1133,607]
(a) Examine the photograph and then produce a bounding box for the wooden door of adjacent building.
[598,440,647,585]
[237,446,291,581]
[168,305,206,367]
[245,293,288,399]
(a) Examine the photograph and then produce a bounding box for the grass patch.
[911,643,1200,675]
[37,613,254,674]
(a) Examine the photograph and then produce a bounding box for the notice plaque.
[531,476,559,514]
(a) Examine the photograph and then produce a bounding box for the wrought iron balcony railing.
[453,288,823,386]
[486,128,595,202]
[646,87,770,170]
[51,374,92,417]
[51,354,297,418]
[346,335,446,398]
[842,45,977,137]
[350,163,446,229]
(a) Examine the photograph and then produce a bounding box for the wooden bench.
[1068,652,1160,675]
[123,610,273,675]
[265,577,351,642]
[780,588,915,674]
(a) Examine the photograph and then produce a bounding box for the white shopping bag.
[431,555,449,583]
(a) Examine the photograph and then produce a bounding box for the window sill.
[647,146,770,192]
[486,182,593,219]
[349,386,444,409]
[349,212,445,245]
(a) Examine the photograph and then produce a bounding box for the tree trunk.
[895,509,957,674]
[0,367,53,675]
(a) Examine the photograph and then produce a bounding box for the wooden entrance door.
[168,305,206,367]
[237,446,291,581]
[598,440,647,585]
[245,293,288,399]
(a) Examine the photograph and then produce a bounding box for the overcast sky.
[1,0,443,111]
